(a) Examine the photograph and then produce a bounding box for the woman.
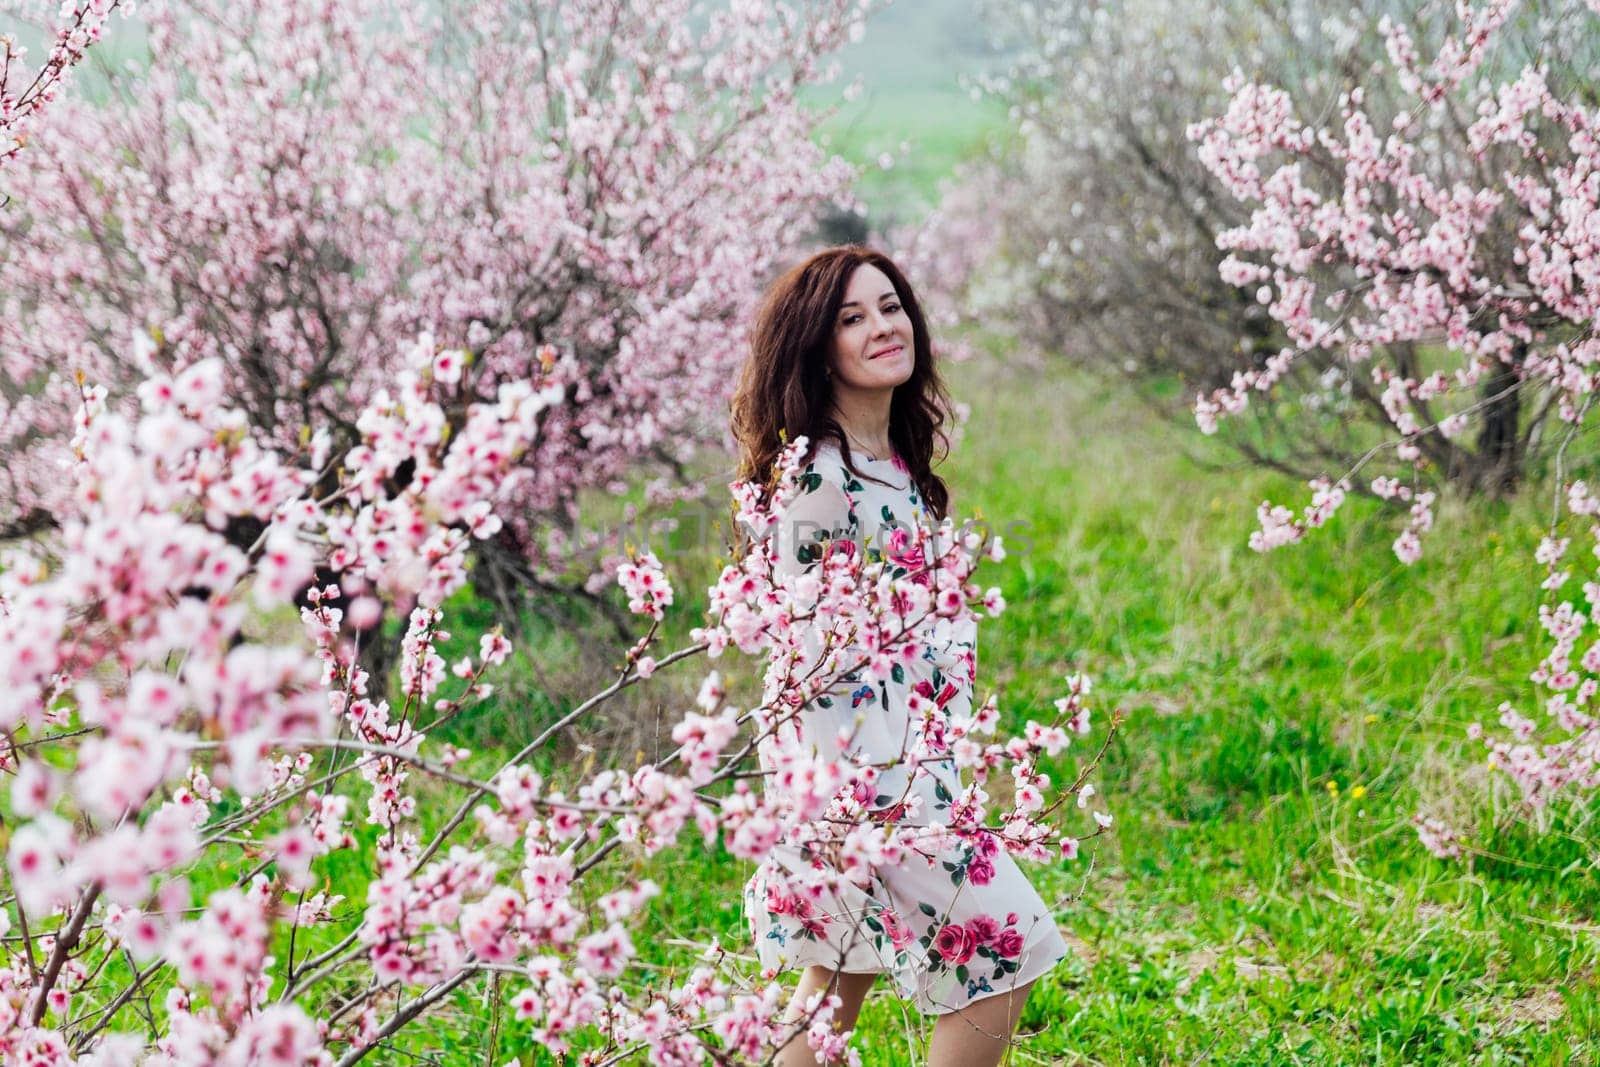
[729,246,1069,1066]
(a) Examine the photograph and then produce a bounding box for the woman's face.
[826,263,915,395]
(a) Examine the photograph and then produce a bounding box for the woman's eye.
[840,304,899,326]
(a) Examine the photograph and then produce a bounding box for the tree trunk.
[1472,352,1523,497]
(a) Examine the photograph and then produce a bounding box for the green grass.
[381,355,1600,1064]
[45,344,1591,1064]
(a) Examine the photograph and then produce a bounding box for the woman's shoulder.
[804,438,856,492]
[771,439,860,546]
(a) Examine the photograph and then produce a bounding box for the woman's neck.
[830,390,893,459]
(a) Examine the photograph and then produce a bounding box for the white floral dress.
[741,440,1070,1016]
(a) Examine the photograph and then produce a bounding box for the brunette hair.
[730,245,953,518]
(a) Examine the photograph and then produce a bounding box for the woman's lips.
[869,344,904,359]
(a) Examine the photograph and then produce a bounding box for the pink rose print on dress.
[885,526,913,557]
[994,927,1025,960]
[966,913,1000,946]
[934,922,978,966]
[912,677,961,710]
[867,799,911,824]
[764,883,796,917]
[823,535,860,567]
[882,523,937,587]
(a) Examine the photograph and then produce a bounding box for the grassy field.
[893,362,1600,1064]
[394,352,1600,1065]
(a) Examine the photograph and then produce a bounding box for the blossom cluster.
[0,332,556,1061]
[0,1,123,171]
[1464,482,1600,815]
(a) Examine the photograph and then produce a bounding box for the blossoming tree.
[928,0,1600,513]
[0,0,863,626]
[1187,0,1600,839]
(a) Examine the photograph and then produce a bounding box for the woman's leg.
[926,978,1036,1067]
[774,966,879,1067]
